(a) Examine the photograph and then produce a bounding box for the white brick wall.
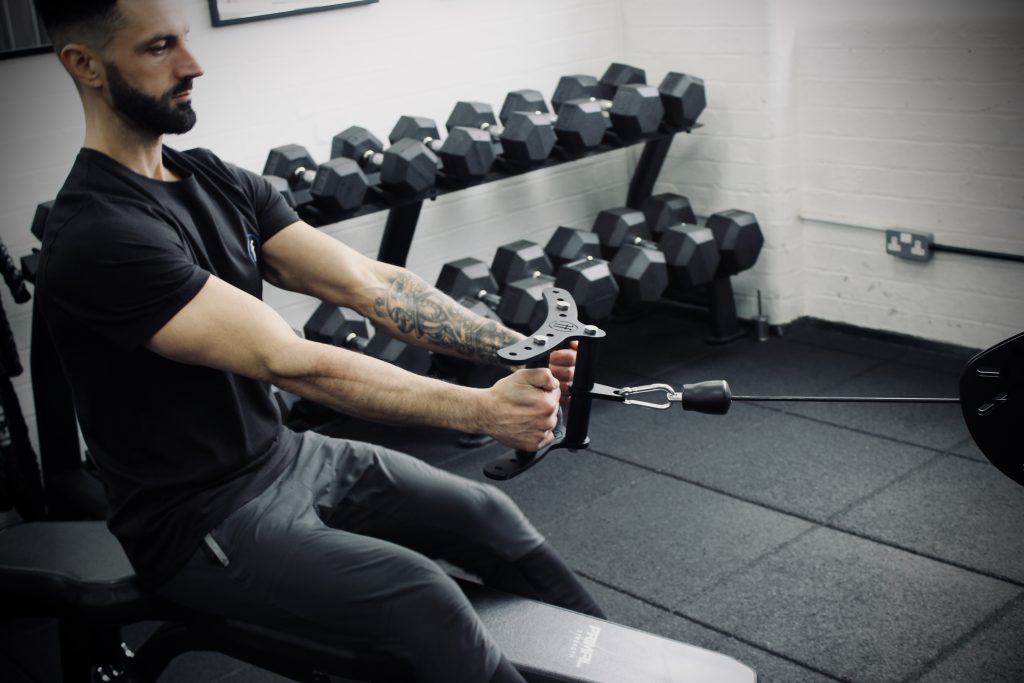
[0,0,1022,455]
[624,0,1024,349]
[796,3,1024,348]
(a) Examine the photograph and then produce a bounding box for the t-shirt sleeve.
[43,200,210,352]
[227,161,299,242]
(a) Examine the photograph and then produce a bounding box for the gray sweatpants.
[157,430,546,682]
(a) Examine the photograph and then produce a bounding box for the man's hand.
[483,368,561,451]
[548,341,577,404]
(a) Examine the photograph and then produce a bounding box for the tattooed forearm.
[372,272,522,364]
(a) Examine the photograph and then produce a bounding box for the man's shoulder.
[174,146,222,167]
[41,193,182,278]
[171,146,262,191]
[173,146,243,178]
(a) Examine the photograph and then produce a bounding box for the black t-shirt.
[37,147,303,585]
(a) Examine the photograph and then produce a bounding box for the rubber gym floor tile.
[772,360,969,452]
[0,618,60,683]
[783,323,908,362]
[947,434,987,462]
[122,621,296,682]
[443,445,657,531]
[596,406,938,522]
[640,611,845,683]
[581,579,842,683]
[916,593,1024,683]
[586,388,774,462]
[596,309,715,378]
[685,527,1020,683]
[833,454,1024,584]
[890,343,981,374]
[540,475,813,610]
[659,337,886,400]
[158,653,291,682]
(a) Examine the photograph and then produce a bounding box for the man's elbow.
[260,335,319,387]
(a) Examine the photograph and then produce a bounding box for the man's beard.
[106,63,197,136]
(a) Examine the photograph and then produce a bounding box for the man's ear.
[59,43,104,90]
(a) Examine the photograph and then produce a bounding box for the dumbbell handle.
[629,235,659,251]
[343,332,369,354]
[359,150,386,169]
[475,289,501,309]
[502,110,558,127]
[292,166,316,185]
[583,96,613,112]
[477,121,505,138]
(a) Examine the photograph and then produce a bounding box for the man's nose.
[176,45,204,80]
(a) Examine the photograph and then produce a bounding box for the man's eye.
[149,43,168,54]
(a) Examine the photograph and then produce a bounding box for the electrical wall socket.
[885,229,934,262]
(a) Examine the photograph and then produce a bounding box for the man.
[32,1,604,681]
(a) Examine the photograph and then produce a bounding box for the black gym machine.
[482,289,1021,488]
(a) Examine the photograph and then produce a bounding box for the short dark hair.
[34,0,123,52]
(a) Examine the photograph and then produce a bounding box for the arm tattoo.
[373,272,521,364]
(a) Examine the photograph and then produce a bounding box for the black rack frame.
[26,120,756,506]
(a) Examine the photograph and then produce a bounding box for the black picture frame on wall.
[0,0,51,61]
[209,0,378,27]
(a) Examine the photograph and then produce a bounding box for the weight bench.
[0,519,757,682]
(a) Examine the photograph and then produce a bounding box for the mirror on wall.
[0,0,50,60]
[209,0,377,27]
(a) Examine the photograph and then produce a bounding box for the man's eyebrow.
[136,33,175,46]
[137,27,190,47]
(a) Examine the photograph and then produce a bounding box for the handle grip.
[485,288,604,480]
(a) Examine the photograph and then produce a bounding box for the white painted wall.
[795,2,1024,348]
[624,0,1024,349]
[0,0,1022,454]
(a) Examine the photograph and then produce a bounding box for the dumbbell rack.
[26,123,753,512]
[296,122,746,344]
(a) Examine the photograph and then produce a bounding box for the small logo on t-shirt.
[246,233,259,265]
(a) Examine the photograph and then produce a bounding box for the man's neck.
[83,110,179,181]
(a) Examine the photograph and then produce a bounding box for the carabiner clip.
[618,384,677,410]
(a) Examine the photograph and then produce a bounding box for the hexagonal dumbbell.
[498,88,618,162]
[706,209,765,276]
[330,126,439,197]
[550,64,706,147]
[553,256,620,323]
[531,223,622,322]
[641,192,697,237]
[388,116,495,182]
[598,62,647,100]
[658,224,722,290]
[436,257,553,332]
[551,68,664,141]
[593,206,719,303]
[303,303,431,373]
[263,144,369,214]
[544,225,602,269]
[490,239,555,287]
[592,208,667,305]
[445,101,556,168]
[659,72,706,129]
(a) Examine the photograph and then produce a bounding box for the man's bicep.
[145,274,303,381]
[261,221,386,310]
